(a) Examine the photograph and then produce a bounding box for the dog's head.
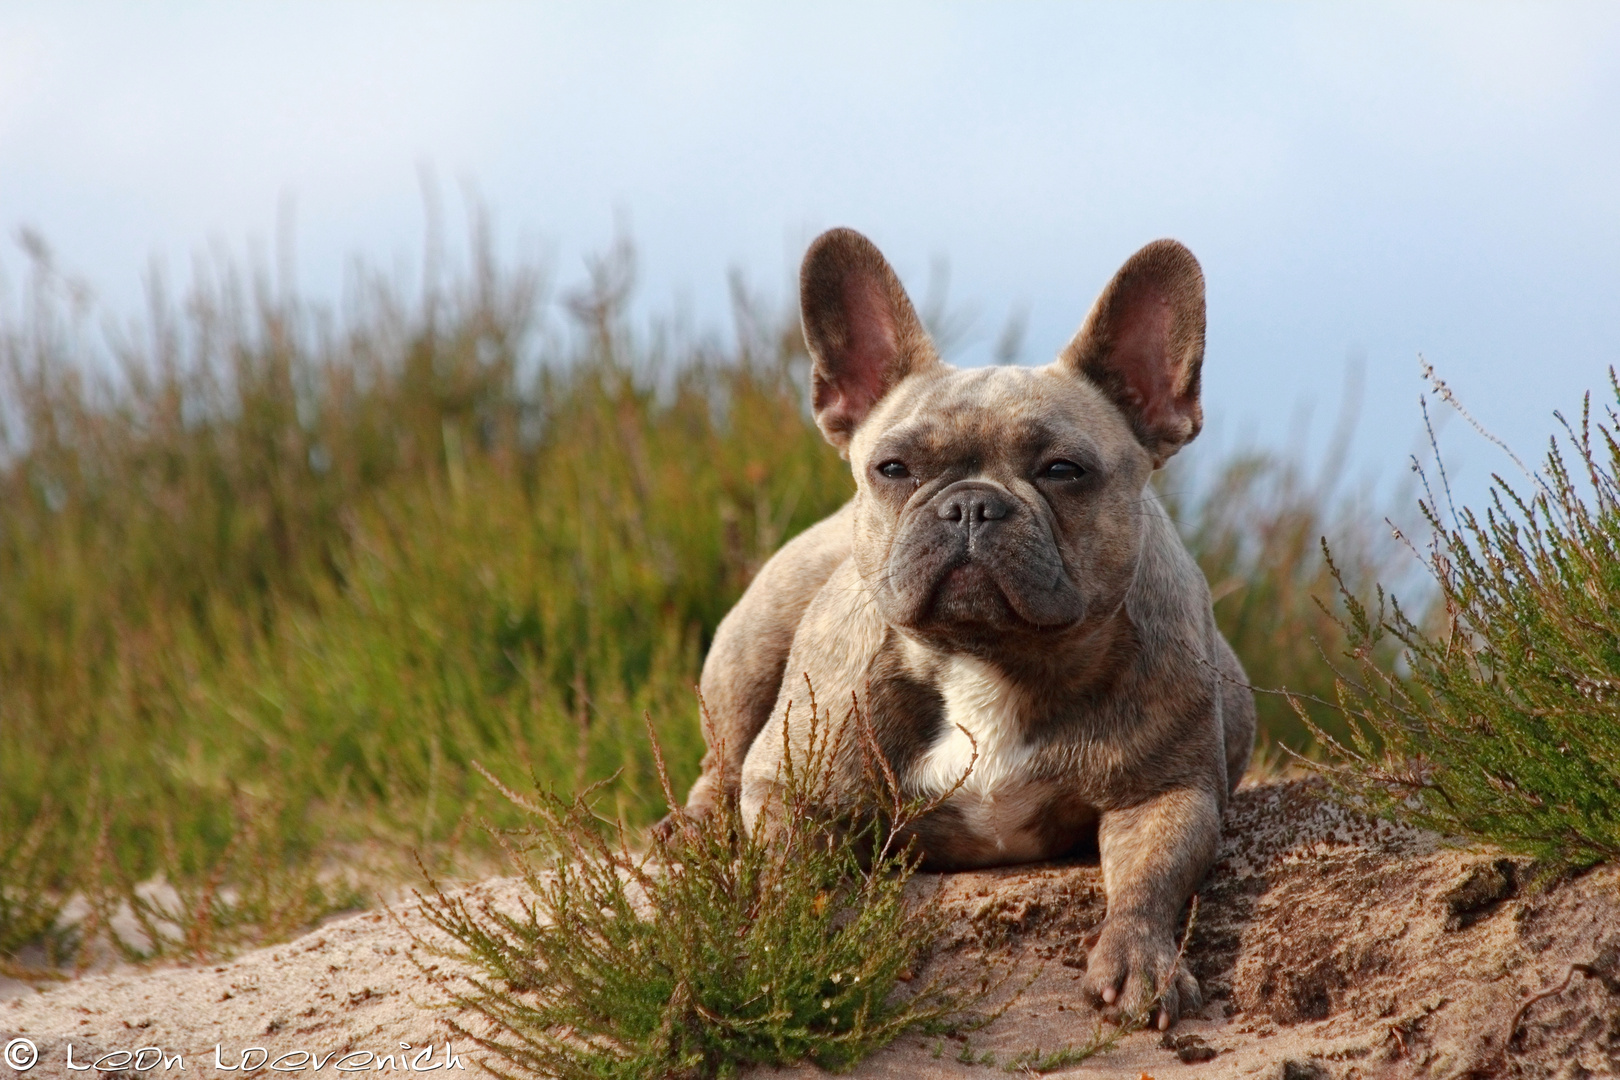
[800,227,1206,653]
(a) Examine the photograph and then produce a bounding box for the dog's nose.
[937,483,1012,524]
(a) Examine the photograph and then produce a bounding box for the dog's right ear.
[800,228,939,455]
[1059,239,1206,468]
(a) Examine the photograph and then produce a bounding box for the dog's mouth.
[933,562,1006,613]
[908,557,1080,633]
[874,482,1089,637]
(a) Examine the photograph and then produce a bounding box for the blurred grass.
[1161,421,1407,760]
[0,225,1396,963]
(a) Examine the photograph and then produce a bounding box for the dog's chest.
[908,656,1048,860]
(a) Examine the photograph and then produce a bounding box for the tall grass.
[1163,432,1405,755]
[0,226,1392,963]
[0,231,848,960]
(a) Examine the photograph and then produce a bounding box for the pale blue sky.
[2,3,1618,505]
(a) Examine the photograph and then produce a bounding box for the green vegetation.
[9,212,1615,1075]
[0,234,848,963]
[998,1042,1118,1074]
[415,716,991,1078]
[1305,372,1620,867]
[0,225,1392,966]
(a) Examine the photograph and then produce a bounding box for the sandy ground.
[4,780,1617,1079]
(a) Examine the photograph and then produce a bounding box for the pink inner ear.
[837,275,899,414]
[1108,289,1180,427]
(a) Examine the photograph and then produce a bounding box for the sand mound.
[5,780,1617,1079]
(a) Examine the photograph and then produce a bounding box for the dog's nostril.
[938,491,1010,524]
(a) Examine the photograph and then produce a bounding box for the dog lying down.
[669,228,1254,1030]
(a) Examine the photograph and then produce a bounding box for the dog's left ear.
[1060,239,1206,467]
[800,228,940,455]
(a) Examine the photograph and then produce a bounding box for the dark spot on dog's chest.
[863,643,945,777]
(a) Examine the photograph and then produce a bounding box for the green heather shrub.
[414,716,996,1079]
[1307,372,1620,866]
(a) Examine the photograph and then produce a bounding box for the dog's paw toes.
[647,804,709,843]
[1081,919,1198,1028]
[1149,970,1202,1030]
[1176,967,1203,1013]
[1079,941,1125,1007]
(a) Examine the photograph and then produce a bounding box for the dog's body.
[677,229,1255,1028]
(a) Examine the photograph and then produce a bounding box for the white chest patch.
[911,656,1035,799]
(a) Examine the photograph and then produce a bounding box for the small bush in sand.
[1305,369,1620,867]
[412,707,1001,1079]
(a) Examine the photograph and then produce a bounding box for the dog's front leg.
[1085,785,1220,1029]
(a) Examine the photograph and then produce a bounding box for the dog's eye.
[1041,460,1084,481]
[877,461,910,480]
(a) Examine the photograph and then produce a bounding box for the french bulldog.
[676,227,1254,1029]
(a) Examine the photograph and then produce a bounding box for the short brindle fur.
[671,228,1255,1029]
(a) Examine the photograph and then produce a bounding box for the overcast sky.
[2,3,1618,505]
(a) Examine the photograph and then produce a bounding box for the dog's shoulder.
[692,500,857,804]
[733,499,855,630]
[704,501,855,681]
[739,551,895,823]
[1123,494,1217,659]
[775,553,890,703]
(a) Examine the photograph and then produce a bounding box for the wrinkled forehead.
[850,364,1136,465]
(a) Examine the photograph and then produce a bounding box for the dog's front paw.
[647,802,713,845]
[1081,917,1200,1030]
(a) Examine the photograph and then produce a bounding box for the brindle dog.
[675,227,1254,1029]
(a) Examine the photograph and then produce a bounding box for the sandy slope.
[4,781,1617,1079]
